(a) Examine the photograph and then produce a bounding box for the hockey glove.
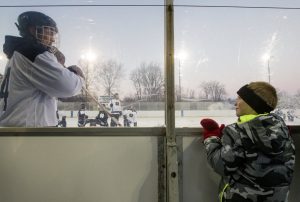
[200,118,225,140]
[67,65,85,79]
[54,49,66,66]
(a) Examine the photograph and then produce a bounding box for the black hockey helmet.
[15,11,59,51]
[16,11,58,38]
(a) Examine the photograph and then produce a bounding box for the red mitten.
[200,118,225,140]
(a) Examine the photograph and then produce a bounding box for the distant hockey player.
[57,116,67,127]
[95,104,109,127]
[0,11,84,127]
[56,110,66,127]
[123,108,129,127]
[123,106,137,127]
[78,103,88,127]
[132,107,137,127]
[274,108,286,121]
[287,110,295,122]
[60,116,67,127]
[109,93,122,127]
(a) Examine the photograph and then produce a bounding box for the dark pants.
[110,114,120,127]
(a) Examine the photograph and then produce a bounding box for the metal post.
[164,1,180,202]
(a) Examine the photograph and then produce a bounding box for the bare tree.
[182,88,195,99]
[94,59,123,97]
[188,89,195,99]
[200,82,210,100]
[130,62,164,101]
[76,59,93,101]
[140,62,164,101]
[199,81,226,101]
[78,59,94,93]
[277,90,293,109]
[130,68,143,100]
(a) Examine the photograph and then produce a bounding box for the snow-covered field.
[58,110,300,127]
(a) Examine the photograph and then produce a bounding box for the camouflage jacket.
[204,113,295,202]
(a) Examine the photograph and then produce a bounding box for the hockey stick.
[82,87,122,126]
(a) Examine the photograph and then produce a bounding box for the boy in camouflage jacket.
[201,81,295,202]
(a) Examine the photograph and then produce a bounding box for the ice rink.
[58,110,300,127]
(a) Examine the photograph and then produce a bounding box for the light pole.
[176,50,188,117]
[178,59,182,102]
[176,50,187,102]
[262,54,272,84]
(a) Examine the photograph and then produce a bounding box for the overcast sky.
[1,0,300,98]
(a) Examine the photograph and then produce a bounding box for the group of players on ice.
[76,93,137,128]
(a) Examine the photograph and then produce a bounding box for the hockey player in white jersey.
[123,108,129,127]
[0,11,84,127]
[123,106,137,127]
[132,107,137,127]
[109,93,122,127]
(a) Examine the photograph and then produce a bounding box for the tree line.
[1,59,298,106]
[78,58,229,102]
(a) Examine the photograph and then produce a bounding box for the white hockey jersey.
[127,110,137,126]
[123,109,137,127]
[0,36,83,127]
[109,98,122,114]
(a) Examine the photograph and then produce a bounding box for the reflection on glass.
[0,4,165,127]
[175,4,300,126]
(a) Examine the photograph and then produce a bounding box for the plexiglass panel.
[0,1,165,127]
[0,136,159,202]
[174,1,300,126]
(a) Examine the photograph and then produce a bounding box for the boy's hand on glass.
[200,118,225,140]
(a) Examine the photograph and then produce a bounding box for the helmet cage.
[35,25,60,52]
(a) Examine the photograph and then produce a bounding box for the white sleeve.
[26,51,83,98]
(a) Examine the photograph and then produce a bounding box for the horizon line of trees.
[1,57,297,107]
[77,57,230,102]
